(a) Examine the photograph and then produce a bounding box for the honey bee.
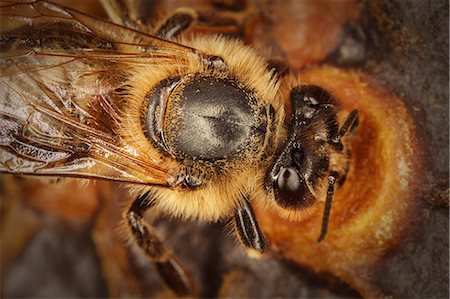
[0,0,358,296]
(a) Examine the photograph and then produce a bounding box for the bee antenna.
[317,173,337,242]
[332,109,359,143]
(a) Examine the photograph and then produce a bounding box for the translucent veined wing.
[0,0,210,186]
[0,0,206,69]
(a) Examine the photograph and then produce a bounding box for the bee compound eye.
[273,166,314,209]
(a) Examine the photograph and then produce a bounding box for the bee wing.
[0,0,204,69]
[0,0,207,186]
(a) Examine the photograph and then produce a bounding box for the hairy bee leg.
[100,0,145,28]
[317,172,338,242]
[234,196,266,252]
[155,255,198,297]
[100,0,126,25]
[156,9,197,39]
[127,192,198,296]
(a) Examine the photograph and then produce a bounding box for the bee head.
[267,85,339,210]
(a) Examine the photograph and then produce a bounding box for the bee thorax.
[143,75,268,163]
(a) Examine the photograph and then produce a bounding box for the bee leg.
[317,171,339,242]
[127,192,198,296]
[155,9,197,39]
[100,0,144,28]
[234,196,266,252]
